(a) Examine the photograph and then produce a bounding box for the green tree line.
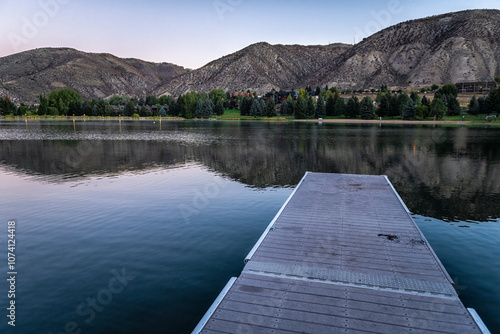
[1,79,499,119]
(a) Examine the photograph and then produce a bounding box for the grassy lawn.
[4,111,498,125]
[217,109,293,121]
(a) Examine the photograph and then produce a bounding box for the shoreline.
[1,116,497,126]
[295,119,476,125]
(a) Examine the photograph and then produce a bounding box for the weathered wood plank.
[193,173,484,334]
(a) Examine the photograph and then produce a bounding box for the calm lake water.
[0,119,499,333]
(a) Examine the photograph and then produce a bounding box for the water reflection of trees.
[0,123,499,221]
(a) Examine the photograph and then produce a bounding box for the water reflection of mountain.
[0,123,499,221]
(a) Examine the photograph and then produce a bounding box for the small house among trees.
[455,82,497,93]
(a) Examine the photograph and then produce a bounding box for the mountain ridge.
[1,9,499,103]
[0,47,188,103]
[311,9,500,89]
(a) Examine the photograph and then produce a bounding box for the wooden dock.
[193,173,489,334]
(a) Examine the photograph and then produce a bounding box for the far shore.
[2,115,498,126]
[295,119,477,125]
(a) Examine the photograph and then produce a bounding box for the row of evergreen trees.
[240,96,277,117]
[1,79,499,118]
[236,88,457,120]
[468,78,500,115]
[2,89,230,118]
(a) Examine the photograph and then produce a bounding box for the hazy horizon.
[0,1,499,69]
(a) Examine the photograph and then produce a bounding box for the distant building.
[455,81,497,93]
[231,91,253,98]
[267,91,299,103]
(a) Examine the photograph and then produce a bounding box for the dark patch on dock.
[378,233,399,241]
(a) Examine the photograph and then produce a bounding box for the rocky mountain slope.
[0,9,499,102]
[159,9,500,95]
[312,9,500,89]
[0,48,187,103]
[155,42,351,96]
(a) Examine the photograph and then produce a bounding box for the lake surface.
[0,119,499,333]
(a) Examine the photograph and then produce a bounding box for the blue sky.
[0,0,499,69]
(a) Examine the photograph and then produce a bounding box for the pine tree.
[287,95,295,115]
[468,96,479,116]
[266,98,277,117]
[377,94,390,118]
[410,91,421,106]
[294,96,307,119]
[124,101,136,117]
[325,96,335,116]
[334,97,346,117]
[279,100,288,115]
[306,97,315,118]
[38,93,48,115]
[477,97,487,114]
[240,96,252,116]
[346,97,360,119]
[259,100,266,116]
[447,97,461,116]
[250,99,260,117]
[440,94,448,107]
[195,99,204,118]
[395,94,410,117]
[215,99,224,116]
[403,99,416,120]
[315,95,325,118]
[360,96,375,120]
[203,98,214,118]
[488,84,500,114]
[421,95,430,107]
[281,95,295,115]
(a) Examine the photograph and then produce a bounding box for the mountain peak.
[0,48,187,103]
[1,9,499,102]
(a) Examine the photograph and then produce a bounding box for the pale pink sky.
[0,0,499,69]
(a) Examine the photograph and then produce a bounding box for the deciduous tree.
[124,101,136,117]
[435,84,458,99]
[209,89,226,105]
[430,98,446,120]
[48,89,82,116]
[146,95,158,106]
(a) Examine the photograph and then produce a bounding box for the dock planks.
[193,173,487,334]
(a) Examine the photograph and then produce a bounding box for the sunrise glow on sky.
[0,0,499,69]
